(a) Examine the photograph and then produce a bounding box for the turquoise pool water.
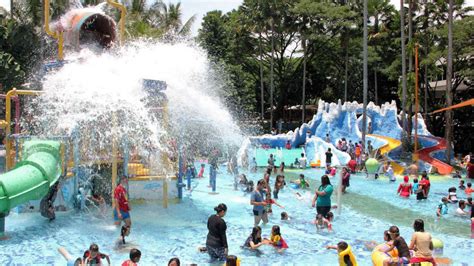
[1,166,473,265]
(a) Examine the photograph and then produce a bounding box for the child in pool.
[290,174,310,189]
[314,212,333,232]
[265,191,284,214]
[385,163,396,182]
[465,183,473,197]
[447,187,458,203]
[197,164,205,178]
[326,241,357,266]
[386,226,411,265]
[121,248,141,266]
[455,200,468,216]
[267,225,288,252]
[281,212,289,221]
[437,197,449,217]
[115,225,138,252]
[459,180,466,190]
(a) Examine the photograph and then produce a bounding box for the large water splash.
[25,41,244,168]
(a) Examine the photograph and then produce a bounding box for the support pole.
[414,44,419,158]
[122,138,129,177]
[163,178,168,208]
[177,153,184,199]
[0,212,6,239]
[361,0,368,151]
[73,129,80,197]
[186,166,192,190]
[111,114,118,208]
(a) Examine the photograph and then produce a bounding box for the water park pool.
[1,166,473,265]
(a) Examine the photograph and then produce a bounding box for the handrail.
[106,0,127,45]
[44,0,64,60]
[5,89,43,170]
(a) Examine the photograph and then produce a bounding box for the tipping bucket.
[66,11,117,48]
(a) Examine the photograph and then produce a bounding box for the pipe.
[111,114,118,208]
[14,96,19,135]
[106,0,126,45]
[2,94,20,135]
[73,129,80,197]
[5,89,42,170]
[44,0,64,60]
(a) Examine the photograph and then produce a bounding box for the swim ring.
[371,243,398,266]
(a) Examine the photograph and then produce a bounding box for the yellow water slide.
[368,134,404,175]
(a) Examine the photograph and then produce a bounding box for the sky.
[1,0,473,36]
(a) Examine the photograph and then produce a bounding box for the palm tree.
[147,1,196,37]
[445,0,454,163]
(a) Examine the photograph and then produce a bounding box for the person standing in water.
[40,182,60,221]
[251,179,268,226]
[114,176,131,229]
[408,219,435,265]
[325,148,333,168]
[312,175,334,218]
[209,148,219,192]
[206,203,228,262]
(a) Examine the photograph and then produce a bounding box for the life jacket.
[338,245,358,266]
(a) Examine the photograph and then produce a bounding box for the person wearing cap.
[114,176,131,229]
[397,176,413,198]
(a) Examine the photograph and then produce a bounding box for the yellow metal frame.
[5,89,42,170]
[44,0,64,60]
[106,0,127,45]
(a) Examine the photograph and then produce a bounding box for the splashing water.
[25,41,244,169]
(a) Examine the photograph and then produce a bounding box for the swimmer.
[455,200,468,216]
[197,164,205,178]
[447,187,458,203]
[459,180,466,190]
[273,175,286,199]
[88,193,107,215]
[397,176,412,198]
[386,226,411,265]
[242,226,269,250]
[281,212,289,221]
[314,212,333,232]
[465,183,473,197]
[290,174,310,189]
[437,197,449,217]
[121,248,141,266]
[326,241,358,266]
[83,243,111,265]
[115,225,137,252]
[168,257,180,266]
[267,225,288,253]
[265,191,284,214]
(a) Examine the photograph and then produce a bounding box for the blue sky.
[1,0,473,36]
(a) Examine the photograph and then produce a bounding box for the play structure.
[241,99,455,175]
[0,1,190,239]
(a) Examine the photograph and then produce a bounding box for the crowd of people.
[53,141,474,266]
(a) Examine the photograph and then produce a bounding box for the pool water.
[1,166,473,265]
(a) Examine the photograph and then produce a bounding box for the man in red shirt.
[114,176,131,228]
